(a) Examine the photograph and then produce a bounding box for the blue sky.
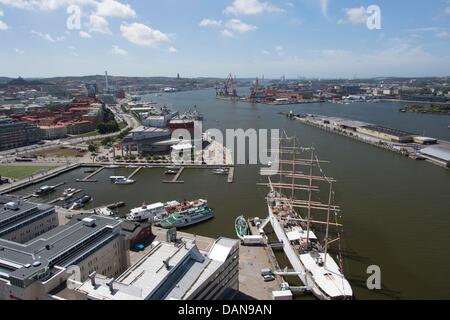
[0,0,449,78]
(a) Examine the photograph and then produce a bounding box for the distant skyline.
[0,0,449,78]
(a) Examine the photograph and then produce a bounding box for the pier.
[128,167,142,179]
[227,167,235,183]
[163,167,185,184]
[77,166,105,182]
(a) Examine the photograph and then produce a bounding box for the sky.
[0,0,449,79]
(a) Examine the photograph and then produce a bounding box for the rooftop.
[0,215,122,283]
[361,125,415,138]
[0,195,54,238]
[76,237,238,300]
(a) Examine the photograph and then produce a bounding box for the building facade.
[0,117,42,151]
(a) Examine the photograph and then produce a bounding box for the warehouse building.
[0,196,58,244]
[357,125,415,143]
[419,145,450,165]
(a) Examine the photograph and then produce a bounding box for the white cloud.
[436,31,449,39]
[79,31,92,38]
[0,9,4,16]
[199,18,222,27]
[224,0,284,16]
[0,0,97,11]
[446,6,450,14]
[0,20,7,31]
[168,46,177,53]
[88,14,111,34]
[95,0,136,18]
[320,0,328,18]
[261,50,270,55]
[67,45,78,56]
[275,45,283,52]
[110,45,127,55]
[120,22,170,47]
[225,19,257,33]
[343,7,368,24]
[31,30,65,42]
[221,29,234,37]
[14,48,25,55]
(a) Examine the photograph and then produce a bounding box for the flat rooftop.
[0,195,54,237]
[420,144,450,162]
[77,237,238,300]
[361,125,415,138]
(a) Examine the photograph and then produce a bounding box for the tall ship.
[258,133,353,300]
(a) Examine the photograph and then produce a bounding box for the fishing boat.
[258,133,353,300]
[62,188,76,200]
[69,195,92,210]
[164,169,178,175]
[96,207,114,216]
[35,185,56,196]
[157,206,214,229]
[111,176,135,185]
[235,215,249,240]
[165,165,181,170]
[212,168,229,175]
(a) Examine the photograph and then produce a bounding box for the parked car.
[263,275,275,282]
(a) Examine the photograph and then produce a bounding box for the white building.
[75,237,240,300]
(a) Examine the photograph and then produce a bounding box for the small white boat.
[114,177,135,185]
[96,207,114,216]
[212,168,229,175]
[106,165,120,169]
[62,188,76,200]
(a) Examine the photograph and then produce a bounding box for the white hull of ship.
[267,204,353,300]
[267,204,330,300]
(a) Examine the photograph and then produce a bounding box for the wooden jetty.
[78,166,105,182]
[128,167,142,179]
[227,167,235,183]
[163,167,185,184]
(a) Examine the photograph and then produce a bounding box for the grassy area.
[0,165,56,179]
[80,130,100,138]
[29,147,86,158]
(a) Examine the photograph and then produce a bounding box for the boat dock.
[77,166,105,183]
[163,167,185,184]
[128,167,142,179]
[227,167,235,183]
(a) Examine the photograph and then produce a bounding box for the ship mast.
[323,182,333,266]
[305,144,314,249]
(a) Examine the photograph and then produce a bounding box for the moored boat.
[35,185,56,196]
[157,206,214,229]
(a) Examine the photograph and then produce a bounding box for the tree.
[88,144,97,153]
